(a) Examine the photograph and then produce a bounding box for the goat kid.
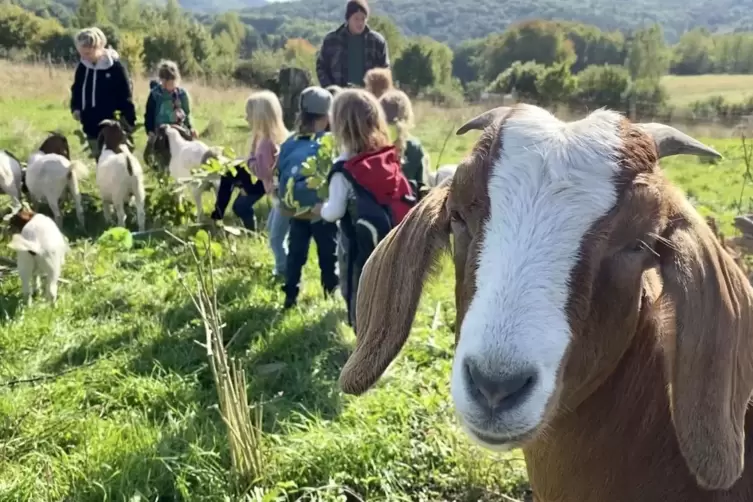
[25,132,88,228]
[96,119,146,231]
[340,103,753,501]
[157,124,219,222]
[5,207,68,305]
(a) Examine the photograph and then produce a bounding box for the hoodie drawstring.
[81,67,98,110]
[82,67,89,110]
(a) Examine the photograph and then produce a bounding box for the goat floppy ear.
[659,196,753,491]
[339,183,452,395]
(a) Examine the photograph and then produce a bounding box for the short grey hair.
[74,27,106,50]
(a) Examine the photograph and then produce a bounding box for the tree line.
[2,0,753,117]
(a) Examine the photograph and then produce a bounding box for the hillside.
[243,0,753,45]
[12,0,753,46]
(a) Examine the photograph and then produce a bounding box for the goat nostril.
[464,358,537,411]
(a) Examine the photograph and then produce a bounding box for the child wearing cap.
[276,86,339,309]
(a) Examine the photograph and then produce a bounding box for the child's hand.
[312,203,323,216]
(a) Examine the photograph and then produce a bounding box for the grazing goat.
[339,103,753,501]
[1,132,73,208]
[25,132,88,228]
[96,119,146,231]
[156,124,219,221]
[5,207,68,305]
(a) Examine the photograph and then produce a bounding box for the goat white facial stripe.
[450,104,624,442]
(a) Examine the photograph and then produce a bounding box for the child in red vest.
[316,88,416,329]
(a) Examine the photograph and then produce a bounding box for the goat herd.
[0,118,222,305]
[4,103,753,501]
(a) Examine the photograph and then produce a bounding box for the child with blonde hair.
[317,88,415,328]
[379,88,430,199]
[363,68,393,98]
[211,90,290,277]
[70,26,136,159]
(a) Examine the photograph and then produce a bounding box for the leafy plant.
[96,227,134,252]
[282,133,335,214]
[191,229,223,259]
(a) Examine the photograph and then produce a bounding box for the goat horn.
[456,106,513,135]
[636,123,722,159]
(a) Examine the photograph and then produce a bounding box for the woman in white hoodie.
[69,27,137,159]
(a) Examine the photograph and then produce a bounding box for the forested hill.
[242,0,753,45]
[12,0,753,45]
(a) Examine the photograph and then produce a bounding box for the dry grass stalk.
[178,234,264,490]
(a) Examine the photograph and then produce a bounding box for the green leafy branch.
[282,134,336,214]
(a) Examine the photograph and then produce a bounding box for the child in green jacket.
[144,60,195,168]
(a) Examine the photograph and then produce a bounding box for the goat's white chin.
[458,419,530,451]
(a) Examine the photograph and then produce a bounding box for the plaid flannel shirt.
[316,23,390,88]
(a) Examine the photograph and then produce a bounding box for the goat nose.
[464,358,537,411]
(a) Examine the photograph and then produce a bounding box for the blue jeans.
[267,206,290,276]
[284,217,338,304]
[231,192,265,230]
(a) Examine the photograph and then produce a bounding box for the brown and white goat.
[25,132,87,228]
[4,205,68,305]
[96,119,146,231]
[1,132,72,207]
[340,103,753,501]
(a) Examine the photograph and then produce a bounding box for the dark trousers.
[284,218,339,303]
[213,168,265,230]
[340,219,383,333]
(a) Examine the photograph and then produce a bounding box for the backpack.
[277,132,328,212]
[328,145,416,246]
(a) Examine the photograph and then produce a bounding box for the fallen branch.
[0,360,98,388]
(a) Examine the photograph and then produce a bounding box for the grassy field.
[662,74,753,106]
[0,60,751,501]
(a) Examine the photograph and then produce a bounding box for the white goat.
[5,208,68,305]
[0,150,23,208]
[158,124,220,221]
[96,120,146,231]
[24,132,88,228]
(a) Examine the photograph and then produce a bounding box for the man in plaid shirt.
[316,0,390,89]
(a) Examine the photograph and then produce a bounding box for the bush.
[486,61,546,100]
[574,64,631,109]
[535,63,577,106]
[463,80,487,102]
[233,49,284,88]
[423,80,465,107]
[626,78,669,117]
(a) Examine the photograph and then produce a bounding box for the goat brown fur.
[38,132,70,159]
[341,105,753,501]
[98,119,134,175]
[7,208,35,233]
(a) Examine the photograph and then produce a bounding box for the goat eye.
[624,238,657,256]
[626,240,644,253]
